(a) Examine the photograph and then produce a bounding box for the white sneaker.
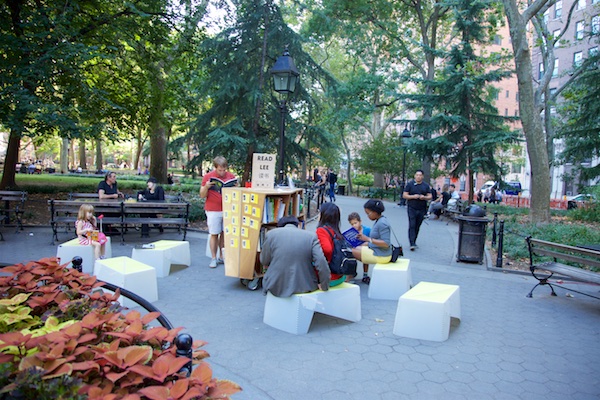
[209,258,218,268]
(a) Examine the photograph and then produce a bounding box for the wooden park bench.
[48,199,123,244]
[441,199,467,222]
[0,190,27,240]
[122,201,189,240]
[526,237,600,300]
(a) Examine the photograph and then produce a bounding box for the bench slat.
[535,262,600,284]
[533,247,600,269]
[530,238,600,258]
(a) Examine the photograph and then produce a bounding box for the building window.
[590,46,599,56]
[592,15,599,34]
[555,0,562,18]
[574,51,583,67]
[514,109,519,117]
[543,10,549,24]
[505,90,510,98]
[493,35,501,45]
[505,108,509,116]
[575,21,584,40]
[553,29,561,46]
[538,63,544,79]
[516,92,519,102]
[576,0,585,10]
[553,59,559,77]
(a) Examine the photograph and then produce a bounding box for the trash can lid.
[463,204,486,217]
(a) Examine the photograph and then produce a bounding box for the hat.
[147,177,157,184]
[277,215,299,227]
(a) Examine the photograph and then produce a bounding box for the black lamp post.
[399,126,412,206]
[270,48,299,185]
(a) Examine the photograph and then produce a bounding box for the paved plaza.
[1,194,599,399]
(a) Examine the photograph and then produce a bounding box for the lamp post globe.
[270,48,300,184]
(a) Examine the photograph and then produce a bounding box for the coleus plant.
[0,258,241,399]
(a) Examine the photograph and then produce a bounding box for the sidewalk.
[1,195,599,399]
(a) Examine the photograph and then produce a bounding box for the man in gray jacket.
[261,216,331,297]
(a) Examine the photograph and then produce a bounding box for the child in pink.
[75,204,107,260]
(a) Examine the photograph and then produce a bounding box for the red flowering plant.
[0,258,241,399]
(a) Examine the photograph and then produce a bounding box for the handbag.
[390,227,403,262]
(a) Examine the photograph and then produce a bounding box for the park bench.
[441,199,467,222]
[122,201,189,240]
[68,192,100,200]
[526,237,600,300]
[0,190,27,240]
[48,199,123,244]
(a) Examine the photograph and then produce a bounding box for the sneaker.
[361,275,370,284]
[209,258,218,268]
[217,258,224,265]
[410,245,416,251]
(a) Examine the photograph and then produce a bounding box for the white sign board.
[252,153,276,188]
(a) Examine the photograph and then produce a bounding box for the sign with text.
[252,153,276,188]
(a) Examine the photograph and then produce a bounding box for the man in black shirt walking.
[403,170,432,251]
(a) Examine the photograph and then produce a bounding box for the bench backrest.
[122,201,188,216]
[527,238,600,270]
[68,193,100,200]
[0,190,27,202]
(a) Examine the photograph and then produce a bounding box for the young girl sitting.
[76,204,107,260]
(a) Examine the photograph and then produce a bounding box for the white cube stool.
[393,281,461,342]
[131,240,191,277]
[94,256,158,308]
[56,237,113,274]
[263,282,362,335]
[368,259,412,300]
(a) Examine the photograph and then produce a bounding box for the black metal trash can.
[456,215,489,264]
[337,185,346,196]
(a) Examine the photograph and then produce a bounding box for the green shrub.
[184,193,206,222]
[352,174,374,187]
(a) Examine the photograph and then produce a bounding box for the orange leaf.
[181,387,206,400]
[138,386,170,400]
[170,378,189,399]
[43,363,73,379]
[141,312,161,325]
[105,370,129,383]
[71,361,100,372]
[120,345,153,367]
[190,362,213,385]
[125,310,141,322]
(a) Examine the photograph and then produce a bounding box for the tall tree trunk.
[134,128,145,174]
[69,140,75,171]
[148,62,168,183]
[79,139,86,170]
[502,0,551,223]
[0,129,21,189]
[60,137,69,174]
[95,139,103,173]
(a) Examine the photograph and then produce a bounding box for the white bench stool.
[393,281,461,342]
[56,237,113,274]
[368,259,412,300]
[94,256,158,308]
[263,282,361,335]
[131,240,191,277]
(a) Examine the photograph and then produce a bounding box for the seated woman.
[351,199,392,284]
[316,202,350,287]
[137,177,165,236]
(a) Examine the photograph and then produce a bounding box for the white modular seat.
[131,240,191,277]
[263,282,361,335]
[393,281,461,342]
[56,237,112,274]
[94,256,158,308]
[368,259,412,300]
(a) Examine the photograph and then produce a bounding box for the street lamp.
[399,125,412,206]
[270,47,300,185]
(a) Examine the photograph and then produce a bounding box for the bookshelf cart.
[221,187,304,289]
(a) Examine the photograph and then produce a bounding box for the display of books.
[209,177,238,193]
[342,227,365,248]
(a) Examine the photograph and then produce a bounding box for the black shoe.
[159,227,164,233]
[362,276,370,284]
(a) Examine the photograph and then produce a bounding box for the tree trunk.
[79,139,86,170]
[0,129,21,190]
[60,137,69,174]
[502,0,551,223]
[95,139,103,173]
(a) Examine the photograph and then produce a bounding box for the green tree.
[556,40,600,182]
[187,0,334,182]
[404,0,518,202]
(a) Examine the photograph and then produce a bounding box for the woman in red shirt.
[316,202,347,287]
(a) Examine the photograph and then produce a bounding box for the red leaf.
[170,378,189,399]
[141,312,161,325]
[138,386,170,400]
[190,362,213,385]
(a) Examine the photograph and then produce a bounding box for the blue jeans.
[329,183,336,201]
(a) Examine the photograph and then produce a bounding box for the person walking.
[326,168,337,202]
[403,170,432,251]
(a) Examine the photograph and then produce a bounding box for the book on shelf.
[209,177,238,193]
[342,227,365,248]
